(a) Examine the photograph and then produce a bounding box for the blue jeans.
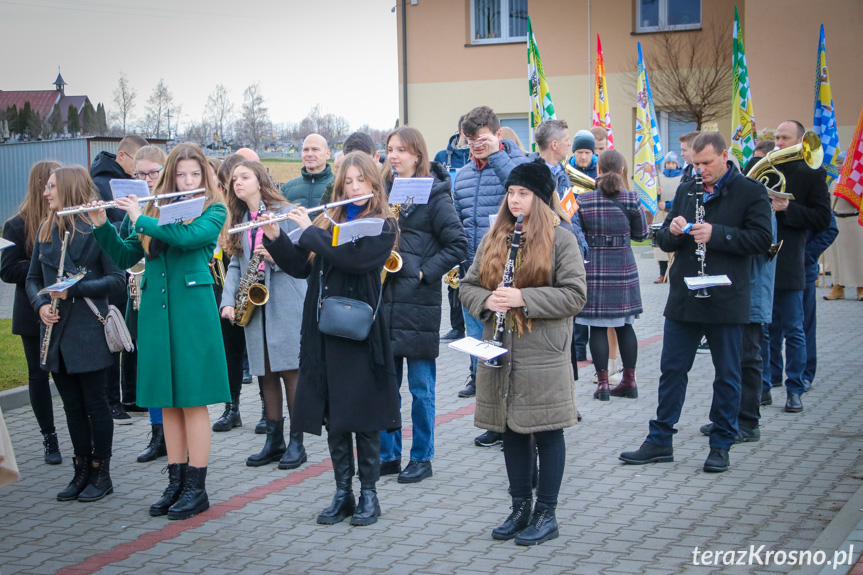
[803,277,817,385]
[380,357,436,463]
[149,408,162,425]
[647,318,743,450]
[768,289,807,394]
[462,308,485,376]
[761,324,772,397]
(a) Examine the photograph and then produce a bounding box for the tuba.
[564,165,596,194]
[746,131,823,196]
[127,259,146,311]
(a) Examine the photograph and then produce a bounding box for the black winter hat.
[571,129,596,153]
[504,158,556,206]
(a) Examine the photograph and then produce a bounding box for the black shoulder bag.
[317,267,384,341]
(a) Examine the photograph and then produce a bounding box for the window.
[636,0,701,33]
[500,117,530,149]
[658,111,697,164]
[471,0,528,44]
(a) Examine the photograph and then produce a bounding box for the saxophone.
[233,201,270,326]
[381,166,404,283]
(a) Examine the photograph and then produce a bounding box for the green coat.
[93,204,230,408]
[280,165,334,208]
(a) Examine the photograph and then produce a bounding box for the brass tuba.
[746,131,823,196]
[564,165,596,194]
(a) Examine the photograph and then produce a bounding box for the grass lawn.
[0,319,28,392]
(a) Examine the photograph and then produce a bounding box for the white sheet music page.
[110,179,151,200]
[156,196,205,226]
[684,275,732,290]
[448,337,508,361]
[389,177,433,205]
[332,218,385,246]
[0,237,13,251]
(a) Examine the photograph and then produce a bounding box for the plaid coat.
[577,189,648,319]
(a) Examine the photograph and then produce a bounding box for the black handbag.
[316,269,383,341]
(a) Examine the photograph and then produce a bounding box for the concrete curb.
[0,381,58,413]
[791,479,863,574]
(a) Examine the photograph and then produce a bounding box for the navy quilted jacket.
[453,140,528,269]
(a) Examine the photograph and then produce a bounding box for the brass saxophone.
[381,166,404,283]
[233,202,270,327]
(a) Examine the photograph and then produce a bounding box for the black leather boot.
[492,498,533,540]
[317,432,356,524]
[57,456,91,501]
[279,430,307,469]
[150,462,186,517]
[137,424,167,463]
[247,418,286,467]
[514,502,559,545]
[78,457,113,502]
[351,431,381,526]
[43,432,62,465]
[255,400,267,434]
[212,402,239,432]
[167,465,209,520]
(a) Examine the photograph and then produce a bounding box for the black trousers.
[53,353,113,460]
[221,316,246,400]
[503,427,566,507]
[739,322,764,432]
[21,335,55,435]
[448,285,464,333]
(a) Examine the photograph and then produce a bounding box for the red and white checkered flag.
[835,105,863,227]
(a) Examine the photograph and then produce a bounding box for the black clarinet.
[485,214,524,368]
[693,168,710,299]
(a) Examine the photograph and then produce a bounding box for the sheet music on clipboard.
[389,177,433,206]
[156,196,205,226]
[331,218,385,246]
[110,179,151,200]
[0,237,14,251]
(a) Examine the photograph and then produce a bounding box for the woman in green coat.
[89,143,229,521]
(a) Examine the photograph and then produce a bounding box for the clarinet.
[693,168,710,299]
[485,214,524,368]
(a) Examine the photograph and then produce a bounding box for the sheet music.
[37,272,86,295]
[110,179,151,200]
[684,275,732,290]
[0,237,13,251]
[489,214,498,227]
[389,177,433,205]
[156,196,205,226]
[448,337,508,361]
[332,218,385,246]
[768,190,795,200]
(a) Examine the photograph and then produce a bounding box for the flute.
[228,194,374,234]
[40,231,70,365]
[56,189,206,216]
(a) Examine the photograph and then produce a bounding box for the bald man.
[236,147,260,162]
[280,134,334,208]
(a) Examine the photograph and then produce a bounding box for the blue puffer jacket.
[453,139,528,269]
[433,133,471,170]
[567,154,597,179]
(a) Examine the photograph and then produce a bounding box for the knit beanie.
[572,129,596,153]
[504,158,556,206]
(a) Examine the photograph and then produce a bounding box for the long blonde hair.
[139,142,225,254]
[37,166,99,243]
[225,161,289,257]
[20,160,61,255]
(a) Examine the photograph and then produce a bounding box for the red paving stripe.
[59,333,666,574]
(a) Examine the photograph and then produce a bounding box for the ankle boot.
[255,401,267,434]
[43,432,62,465]
[594,369,610,401]
[492,497,532,540]
[137,424,167,463]
[167,465,209,520]
[610,368,638,398]
[150,462,186,516]
[247,418,286,467]
[352,432,382,525]
[78,457,113,502]
[57,456,91,501]
[351,488,382,526]
[318,432,356,524]
[514,502,559,546]
[212,402,241,432]
[279,430,307,469]
[824,284,844,300]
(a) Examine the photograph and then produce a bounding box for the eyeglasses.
[135,167,164,180]
[44,183,56,191]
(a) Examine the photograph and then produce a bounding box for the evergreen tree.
[48,105,64,137]
[81,101,96,135]
[15,101,33,136]
[95,103,109,136]
[28,111,44,139]
[67,104,80,135]
[6,105,18,135]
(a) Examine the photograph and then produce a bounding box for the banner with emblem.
[814,24,842,184]
[592,34,614,149]
[730,5,756,167]
[527,16,556,152]
[634,42,660,215]
[834,105,863,226]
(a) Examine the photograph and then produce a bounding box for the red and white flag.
[834,105,863,227]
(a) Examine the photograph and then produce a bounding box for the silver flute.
[40,231,70,365]
[228,194,374,234]
[56,189,206,216]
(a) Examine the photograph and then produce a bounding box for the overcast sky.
[2,0,399,131]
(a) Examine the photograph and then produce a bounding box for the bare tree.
[297,105,350,149]
[143,79,173,139]
[627,17,733,129]
[111,73,136,135]
[206,84,234,143]
[240,83,270,150]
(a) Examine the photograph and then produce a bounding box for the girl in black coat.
[261,152,400,527]
[378,127,467,483]
[25,166,125,502]
[1,160,62,465]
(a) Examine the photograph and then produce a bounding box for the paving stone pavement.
[2,252,863,574]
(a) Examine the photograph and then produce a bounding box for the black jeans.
[221,316,246,400]
[53,353,113,460]
[503,427,565,507]
[739,322,763,431]
[21,335,55,435]
[448,286,464,332]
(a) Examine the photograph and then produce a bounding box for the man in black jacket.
[90,135,148,224]
[765,121,831,413]
[620,132,772,473]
